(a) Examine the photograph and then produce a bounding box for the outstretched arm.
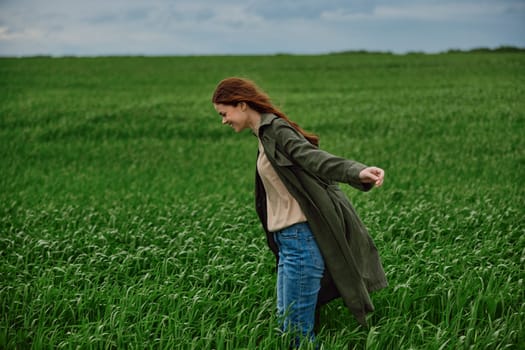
[272,120,381,191]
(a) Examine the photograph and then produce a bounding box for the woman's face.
[214,103,249,133]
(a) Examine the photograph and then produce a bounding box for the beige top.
[257,139,307,232]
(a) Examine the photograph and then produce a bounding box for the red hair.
[212,77,319,146]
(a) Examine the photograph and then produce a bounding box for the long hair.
[212,77,319,146]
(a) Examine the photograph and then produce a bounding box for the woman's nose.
[222,117,228,124]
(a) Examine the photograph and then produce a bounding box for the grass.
[1,52,524,349]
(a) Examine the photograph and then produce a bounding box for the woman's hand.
[359,167,385,187]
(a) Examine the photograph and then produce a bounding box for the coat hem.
[367,280,389,293]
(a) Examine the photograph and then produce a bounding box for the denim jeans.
[273,222,325,346]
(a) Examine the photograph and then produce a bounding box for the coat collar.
[257,113,279,137]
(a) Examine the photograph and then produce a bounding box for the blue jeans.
[273,222,325,346]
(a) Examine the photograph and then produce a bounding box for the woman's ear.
[239,101,247,111]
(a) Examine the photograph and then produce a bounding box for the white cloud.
[321,1,525,22]
[0,26,44,41]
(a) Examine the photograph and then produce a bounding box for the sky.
[0,0,524,56]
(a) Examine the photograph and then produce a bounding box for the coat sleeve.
[272,120,373,191]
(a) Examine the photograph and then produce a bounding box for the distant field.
[1,52,524,349]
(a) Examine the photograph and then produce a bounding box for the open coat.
[255,113,388,327]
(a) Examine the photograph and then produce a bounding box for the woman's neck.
[247,110,262,135]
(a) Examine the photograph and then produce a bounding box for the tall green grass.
[1,53,524,349]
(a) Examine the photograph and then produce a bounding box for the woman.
[212,77,388,346]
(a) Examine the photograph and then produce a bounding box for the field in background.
[1,52,524,349]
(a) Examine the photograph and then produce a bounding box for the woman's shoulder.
[263,115,294,132]
[260,114,290,136]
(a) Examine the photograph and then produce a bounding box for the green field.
[1,52,524,349]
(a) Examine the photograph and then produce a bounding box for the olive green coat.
[255,114,388,327]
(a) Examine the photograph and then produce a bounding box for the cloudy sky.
[1,0,524,56]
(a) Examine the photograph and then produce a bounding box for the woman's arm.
[272,120,380,191]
